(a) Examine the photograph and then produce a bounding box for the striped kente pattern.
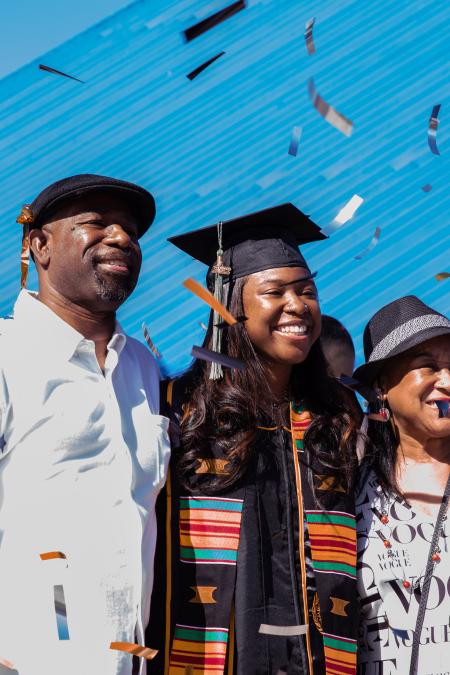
[169,624,229,674]
[322,632,357,675]
[305,510,356,580]
[179,496,244,565]
[290,403,313,452]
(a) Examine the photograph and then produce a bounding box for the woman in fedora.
[354,295,450,675]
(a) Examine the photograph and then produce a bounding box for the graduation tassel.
[210,221,231,380]
[16,205,34,289]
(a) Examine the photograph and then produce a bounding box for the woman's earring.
[368,391,391,423]
[379,393,391,422]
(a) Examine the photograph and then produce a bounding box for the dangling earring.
[379,393,391,422]
[368,390,391,423]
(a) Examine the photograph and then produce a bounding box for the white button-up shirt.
[0,291,170,675]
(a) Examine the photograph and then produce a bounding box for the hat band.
[369,314,450,362]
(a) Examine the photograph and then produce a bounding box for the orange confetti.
[110,642,158,660]
[435,272,450,281]
[183,278,237,326]
[40,551,67,561]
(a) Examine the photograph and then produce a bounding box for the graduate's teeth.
[277,325,308,334]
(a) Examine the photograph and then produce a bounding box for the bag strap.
[409,472,450,674]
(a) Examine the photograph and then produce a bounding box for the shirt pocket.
[132,414,171,507]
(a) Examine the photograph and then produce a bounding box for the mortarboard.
[169,202,325,282]
[169,203,326,378]
[16,174,156,289]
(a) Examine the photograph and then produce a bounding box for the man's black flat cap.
[21,173,156,238]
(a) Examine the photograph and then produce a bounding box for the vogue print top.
[357,470,450,675]
[147,377,359,675]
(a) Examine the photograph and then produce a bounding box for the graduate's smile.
[273,320,310,341]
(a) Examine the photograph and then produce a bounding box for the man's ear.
[29,227,51,268]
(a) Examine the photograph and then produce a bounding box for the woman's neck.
[396,430,450,465]
[395,433,450,516]
[263,360,292,402]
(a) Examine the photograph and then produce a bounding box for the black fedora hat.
[353,295,450,385]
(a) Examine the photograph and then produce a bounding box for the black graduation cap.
[169,203,326,380]
[168,203,326,282]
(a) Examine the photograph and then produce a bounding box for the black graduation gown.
[147,378,358,675]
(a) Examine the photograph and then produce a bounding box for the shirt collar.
[13,290,127,362]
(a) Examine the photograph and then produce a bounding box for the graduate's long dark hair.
[177,276,360,493]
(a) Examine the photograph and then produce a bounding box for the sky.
[1,0,132,79]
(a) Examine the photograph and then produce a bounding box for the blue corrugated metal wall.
[0,0,448,374]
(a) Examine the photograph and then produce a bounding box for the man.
[321,314,356,377]
[0,175,170,675]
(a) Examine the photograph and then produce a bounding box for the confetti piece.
[183,278,237,326]
[39,64,84,83]
[288,126,302,156]
[142,322,162,359]
[322,194,363,235]
[199,321,208,331]
[40,551,67,561]
[334,194,364,224]
[421,184,432,192]
[304,18,316,55]
[259,623,307,636]
[110,642,158,660]
[436,400,449,418]
[184,0,246,42]
[428,104,441,155]
[435,272,450,281]
[392,628,409,640]
[354,227,381,260]
[54,585,70,640]
[191,346,245,371]
[308,78,353,137]
[187,51,225,80]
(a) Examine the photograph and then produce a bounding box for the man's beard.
[93,269,135,303]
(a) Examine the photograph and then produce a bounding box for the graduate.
[148,204,361,675]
